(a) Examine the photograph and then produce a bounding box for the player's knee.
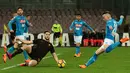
[76,43,80,46]
[105,46,112,53]
[28,60,38,67]
[14,43,18,48]
[105,49,110,53]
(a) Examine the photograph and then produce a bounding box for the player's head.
[75,13,81,20]
[54,20,58,24]
[102,13,112,21]
[17,7,24,15]
[44,31,51,41]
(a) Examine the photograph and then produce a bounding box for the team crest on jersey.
[20,20,25,24]
[75,24,82,27]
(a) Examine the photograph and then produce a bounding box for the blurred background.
[0,0,129,34]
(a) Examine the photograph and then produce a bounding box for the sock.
[85,53,98,67]
[23,50,29,60]
[54,39,56,45]
[7,46,15,54]
[7,43,14,48]
[76,46,80,54]
[105,42,121,53]
[12,49,23,58]
[59,36,62,45]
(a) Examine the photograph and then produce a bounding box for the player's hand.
[93,31,96,34]
[109,26,113,30]
[8,32,11,35]
[10,30,14,33]
[120,15,124,19]
[58,59,66,63]
[29,23,33,27]
[70,29,73,32]
[15,37,20,41]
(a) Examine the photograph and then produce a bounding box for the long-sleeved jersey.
[8,15,29,36]
[51,24,62,33]
[112,18,123,32]
[69,19,94,36]
[105,19,115,41]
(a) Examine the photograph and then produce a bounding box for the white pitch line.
[1,53,61,70]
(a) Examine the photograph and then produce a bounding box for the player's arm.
[50,44,59,63]
[52,52,59,63]
[84,22,95,34]
[8,17,16,32]
[15,38,33,44]
[25,18,32,27]
[117,15,124,25]
[59,24,63,33]
[19,40,33,44]
[69,21,75,32]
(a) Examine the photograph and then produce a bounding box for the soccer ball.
[58,59,66,68]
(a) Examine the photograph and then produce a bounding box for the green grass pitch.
[0,47,130,73]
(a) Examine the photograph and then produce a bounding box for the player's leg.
[7,33,15,48]
[59,33,62,46]
[27,60,38,67]
[23,49,29,60]
[53,33,57,45]
[79,39,113,68]
[79,44,109,68]
[3,43,18,62]
[6,45,32,59]
[74,36,82,57]
[85,38,129,67]
[79,38,129,68]
[113,32,119,42]
[106,37,129,53]
[3,33,16,63]
[7,43,18,54]
[19,35,29,60]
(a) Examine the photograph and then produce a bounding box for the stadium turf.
[0,47,130,73]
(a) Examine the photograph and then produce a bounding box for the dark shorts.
[10,32,15,41]
[54,32,61,38]
[28,46,42,62]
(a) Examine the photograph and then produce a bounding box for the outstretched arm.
[52,52,59,63]
[117,15,124,26]
[69,21,75,32]
[8,17,16,32]
[84,22,95,34]
[15,38,33,44]
[25,18,30,27]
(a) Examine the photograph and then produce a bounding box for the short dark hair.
[75,13,81,16]
[26,15,31,17]
[17,7,23,10]
[44,31,50,34]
